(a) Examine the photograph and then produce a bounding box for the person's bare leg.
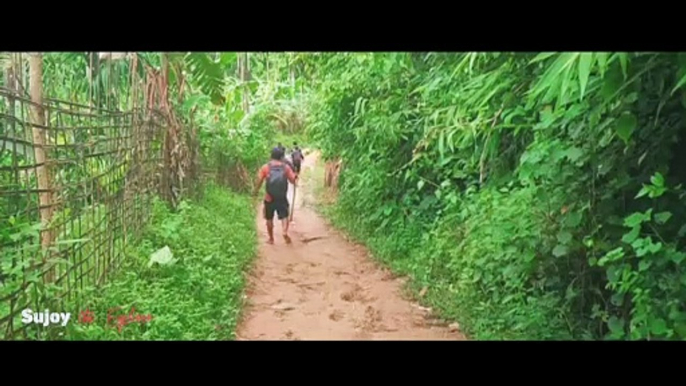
[266,220,274,244]
[282,218,291,244]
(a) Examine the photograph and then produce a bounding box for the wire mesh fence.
[0,83,194,339]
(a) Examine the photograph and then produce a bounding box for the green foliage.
[187,91,271,179]
[592,174,686,340]
[63,185,257,340]
[307,52,686,340]
[10,50,685,341]
[2,52,287,339]
[184,52,311,189]
[182,52,236,105]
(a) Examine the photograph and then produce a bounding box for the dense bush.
[307,52,686,340]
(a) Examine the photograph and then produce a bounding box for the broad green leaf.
[650,172,665,188]
[639,260,652,272]
[557,231,573,244]
[649,317,668,336]
[632,244,650,257]
[148,246,176,268]
[615,113,637,144]
[647,241,662,254]
[561,53,580,72]
[618,53,629,79]
[530,54,572,101]
[602,67,623,101]
[596,52,609,76]
[635,185,650,199]
[671,72,686,96]
[553,244,569,257]
[578,53,593,99]
[654,211,672,224]
[671,251,686,264]
[649,186,667,199]
[529,52,557,64]
[583,236,594,247]
[632,237,646,251]
[185,52,227,104]
[558,62,573,104]
[621,226,640,244]
[564,147,584,163]
[417,180,425,191]
[565,211,583,227]
[624,212,648,228]
[599,247,625,267]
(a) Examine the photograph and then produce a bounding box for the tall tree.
[238,52,251,113]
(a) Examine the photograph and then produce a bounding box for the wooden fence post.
[29,53,55,283]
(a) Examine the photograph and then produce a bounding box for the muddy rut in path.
[236,151,465,340]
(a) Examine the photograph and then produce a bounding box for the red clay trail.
[236,151,465,340]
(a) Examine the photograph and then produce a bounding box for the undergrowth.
[64,184,256,340]
[307,53,686,340]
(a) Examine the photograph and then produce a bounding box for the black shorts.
[264,199,289,220]
[292,162,301,173]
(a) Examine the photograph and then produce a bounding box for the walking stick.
[289,180,297,223]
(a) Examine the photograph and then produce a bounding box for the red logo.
[107,307,153,332]
[78,309,95,324]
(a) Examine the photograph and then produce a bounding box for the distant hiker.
[253,147,297,244]
[277,142,295,171]
[291,142,304,174]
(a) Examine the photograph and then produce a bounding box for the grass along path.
[65,185,257,340]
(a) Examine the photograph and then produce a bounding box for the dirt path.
[236,151,465,340]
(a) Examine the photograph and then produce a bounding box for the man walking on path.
[291,142,304,174]
[253,147,298,244]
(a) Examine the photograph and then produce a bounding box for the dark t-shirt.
[291,148,303,164]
